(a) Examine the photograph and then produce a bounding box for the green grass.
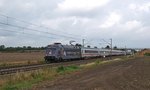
[56,65,80,74]
[3,81,32,90]
[1,72,44,90]
[144,53,150,56]
[0,65,80,90]
[0,63,9,67]
[94,60,102,65]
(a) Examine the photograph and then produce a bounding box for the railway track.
[0,59,99,75]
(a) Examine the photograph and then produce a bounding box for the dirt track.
[32,57,150,90]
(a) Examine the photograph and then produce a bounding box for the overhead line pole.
[102,38,113,59]
[82,39,85,47]
[110,38,112,59]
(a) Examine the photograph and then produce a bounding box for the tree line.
[0,45,46,52]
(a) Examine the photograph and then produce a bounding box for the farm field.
[0,51,45,65]
[31,56,150,90]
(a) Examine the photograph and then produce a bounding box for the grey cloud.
[0,0,149,48]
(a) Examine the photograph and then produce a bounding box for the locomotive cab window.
[46,48,56,54]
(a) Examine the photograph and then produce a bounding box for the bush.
[56,65,79,74]
[95,60,102,65]
[144,53,150,56]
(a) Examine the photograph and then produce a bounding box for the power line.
[0,21,81,40]
[0,12,83,46]
[0,28,57,39]
[0,28,58,46]
[0,13,81,37]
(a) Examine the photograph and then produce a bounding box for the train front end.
[44,43,62,63]
[44,45,56,62]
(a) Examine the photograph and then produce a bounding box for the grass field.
[0,65,80,90]
[0,51,45,65]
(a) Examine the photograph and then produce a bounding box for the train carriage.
[81,48,100,58]
[99,49,111,57]
[44,43,127,63]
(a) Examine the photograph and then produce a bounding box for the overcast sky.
[0,0,150,48]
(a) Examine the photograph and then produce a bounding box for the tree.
[0,45,5,49]
[94,46,97,48]
[23,46,27,49]
[113,46,117,49]
[27,46,32,50]
[0,45,5,51]
[75,43,82,47]
[87,45,91,48]
[105,45,110,49]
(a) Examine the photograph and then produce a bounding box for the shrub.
[144,53,150,56]
[56,65,79,74]
[95,60,102,65]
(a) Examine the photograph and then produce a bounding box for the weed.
[0,66,60,90]
[0,65,79,90]
[95,60,102,65]
[37,60,45,64]
[0,63,9,67]
[56,65,80,74]
[27,60,31,64]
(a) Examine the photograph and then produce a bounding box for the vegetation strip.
[0,65,80,90]
[0,58,106,75]
[144,53,150,56]
[0,57,132,90]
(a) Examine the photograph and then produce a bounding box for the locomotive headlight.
[49,51,52,54]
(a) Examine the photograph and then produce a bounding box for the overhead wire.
[0,28,57,39]
[0,13,81,37]
[0,21,81,40]
[0,12,83,46]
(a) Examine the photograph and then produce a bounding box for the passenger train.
[44,43,126,62]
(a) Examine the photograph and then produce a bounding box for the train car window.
[85,50,98,53]
[64,49,80,56]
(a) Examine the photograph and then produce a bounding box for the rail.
[0,59,98,75]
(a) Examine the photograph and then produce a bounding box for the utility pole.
[82,39,85,47]
[125,45,127,56]
[110,38,112,59]
[101,38,113,59]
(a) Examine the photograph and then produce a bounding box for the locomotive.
[44,43,126,63]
